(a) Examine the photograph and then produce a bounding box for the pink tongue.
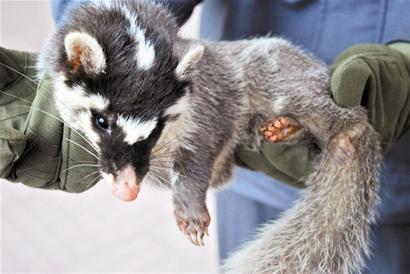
[111,166,140,202]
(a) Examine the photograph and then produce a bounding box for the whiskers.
[145,134,183,186]
[65,138,100,159]
[84,173,103,190]
[1,61,101,154]
[62,163,101,173]
[0,62,101,187]
[0,61,39,89]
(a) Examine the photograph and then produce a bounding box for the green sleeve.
[0,47,98,192]
[236,43,410,187]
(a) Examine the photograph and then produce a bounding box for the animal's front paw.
[260,116,301,142]
[174,207,210,246]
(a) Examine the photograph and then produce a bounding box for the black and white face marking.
[117,115,158,145]
[50,1,204,187]
[95,112,167,180]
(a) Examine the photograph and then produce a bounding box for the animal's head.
[40,1,204,201]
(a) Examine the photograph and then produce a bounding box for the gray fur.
[40,1,382,273]
[182,38,381,273]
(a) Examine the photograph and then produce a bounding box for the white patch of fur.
[36,38,53,80]
[170,171,179,186]
[78,111,100,146]
[64,32,106,74]
[135,31,156,70]
[117,115,158,145]
[54,75,108,147]
[94,0,114,10]
[119,5,155,70]
[165,94,191,116]
[54,75,108,112]
[272,95,287,113]
[176,45,204,78]
[156,106,198,153]
[150,111,193,182]
[102,172,115,186]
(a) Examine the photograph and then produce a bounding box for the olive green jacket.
[1,43,410,191]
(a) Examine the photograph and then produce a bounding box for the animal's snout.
[103,165,140,202]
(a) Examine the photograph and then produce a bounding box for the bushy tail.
[223,118,382,274]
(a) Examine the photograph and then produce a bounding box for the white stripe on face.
[55,75,108,112]
[117,115,158,145]
[119,5,155,70]
[54,75,109,147]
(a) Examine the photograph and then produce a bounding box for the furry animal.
[38,0,382,273]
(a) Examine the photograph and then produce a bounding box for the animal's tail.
[223,111,382,274]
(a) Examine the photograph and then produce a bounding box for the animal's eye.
[95,114,109,131]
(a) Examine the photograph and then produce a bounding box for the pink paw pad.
[260,116,301,142]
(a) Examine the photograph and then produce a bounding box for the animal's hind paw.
[260,116,301,142]
[328,131,355,166]
[174,207,210,246]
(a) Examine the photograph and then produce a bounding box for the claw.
[177,223,185,233]
[199,233,205,246]
[187,233,195,245]
[194,232,200,246]
[174,208,211,246]
[186,233,194,244]
[189,232,199,246]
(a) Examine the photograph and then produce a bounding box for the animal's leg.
[171,147,212,246]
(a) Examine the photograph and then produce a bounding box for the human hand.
[0,47,98,192]
[236,43,410,187]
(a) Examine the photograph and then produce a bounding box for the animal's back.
[204,37,330,118]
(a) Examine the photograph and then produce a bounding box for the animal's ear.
[64,32,106,75]
[175,44,204,79]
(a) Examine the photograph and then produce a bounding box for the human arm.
[0,47,98,192]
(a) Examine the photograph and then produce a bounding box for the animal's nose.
[111,165,140,202]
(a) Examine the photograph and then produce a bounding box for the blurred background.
[0,1,220,273]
